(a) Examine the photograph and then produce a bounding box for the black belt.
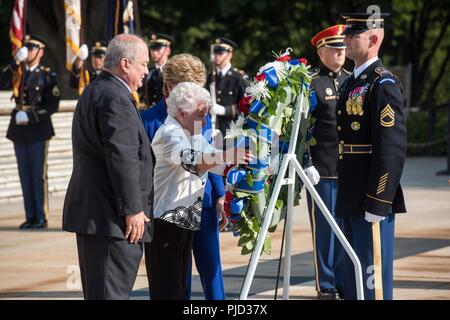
[339,143,372,155]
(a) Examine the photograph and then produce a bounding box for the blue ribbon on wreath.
[262,66,278,88]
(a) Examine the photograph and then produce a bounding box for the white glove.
[305,166,320,185]
[365,212,385,223]
[78,44,89,61]
[210,103,226,116]
[15,47,28,62]
[15,111,29,125]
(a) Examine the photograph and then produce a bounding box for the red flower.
[238,95,251,114]
[224,191,233,216]
[277,55,291,62]
[255,73,266,81]
[299,58,308,65]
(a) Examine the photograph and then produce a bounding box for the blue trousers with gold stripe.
[341,214,395,300]
[14,141,49,223]
[306,179,343,293]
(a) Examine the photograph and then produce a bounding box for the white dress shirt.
[112,74,132,93]
[216,63,231,77]
[353,56,379,79]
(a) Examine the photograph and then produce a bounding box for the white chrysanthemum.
[225,115,246,139]
[245,79,270,102]
[259,61,288,82]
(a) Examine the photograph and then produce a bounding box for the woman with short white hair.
[149,82,251,300]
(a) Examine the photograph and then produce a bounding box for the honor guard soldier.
[206,37,248,138]
[141,33,173,108]
[336,11,407,300]
[306,24,350,300]
[0,34,60,229]
[70,41,107,94]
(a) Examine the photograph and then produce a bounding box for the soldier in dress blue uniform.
[70,41,107,92]
[336,12,407,300]
[206,37,248,139]
[305,24,350,300]
[140,33,174,108]
[0,34,60,229]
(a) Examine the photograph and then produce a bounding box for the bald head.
[367,28,384,53]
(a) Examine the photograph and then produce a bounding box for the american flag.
[9,0,26,55]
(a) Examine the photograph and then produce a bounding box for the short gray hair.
[104,34,146,70]
[166,82,211,117]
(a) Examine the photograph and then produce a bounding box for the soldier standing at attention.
[0,34,60,229]
[336,11,407,300]
[70,41,107,93]
[142,33,174,108]
[306,24,350,300]
[206,37,247,139]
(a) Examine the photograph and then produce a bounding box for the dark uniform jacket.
[69,63,102,90]
[63,71,154,241]
[335,59,407,218]
[0,61,60,144]
[141,66,163,107]
[206,66,247,136]
[309,64,350,178]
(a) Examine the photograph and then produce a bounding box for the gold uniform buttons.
[351,121,361,131]
[337,110,342,115]
[339,155,343,160]
[337,126,341,131]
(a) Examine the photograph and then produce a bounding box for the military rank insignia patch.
[345,84,369,116]
[377,173,389,194]
[380,104,395,127]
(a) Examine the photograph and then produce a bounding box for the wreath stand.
[238,93,365,300]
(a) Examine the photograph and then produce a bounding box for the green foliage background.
[0,0,448,155]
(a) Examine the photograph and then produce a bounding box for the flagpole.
[18,0,28,109]
[79,0,87,95]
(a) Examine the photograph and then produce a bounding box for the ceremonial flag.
[9,0,26,98]
[9,0,26,54]
[64,0,81,71]
[122,0,135,34]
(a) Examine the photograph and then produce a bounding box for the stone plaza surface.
[0,157,449,300]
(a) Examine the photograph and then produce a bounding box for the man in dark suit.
[62,34,153,300]
[336,12,407,300]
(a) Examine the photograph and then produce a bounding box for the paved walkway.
[0,157,449,300]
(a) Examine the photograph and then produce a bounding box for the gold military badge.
[380,104,395,127]
[345,84,369,116]
[351,121,361,131]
